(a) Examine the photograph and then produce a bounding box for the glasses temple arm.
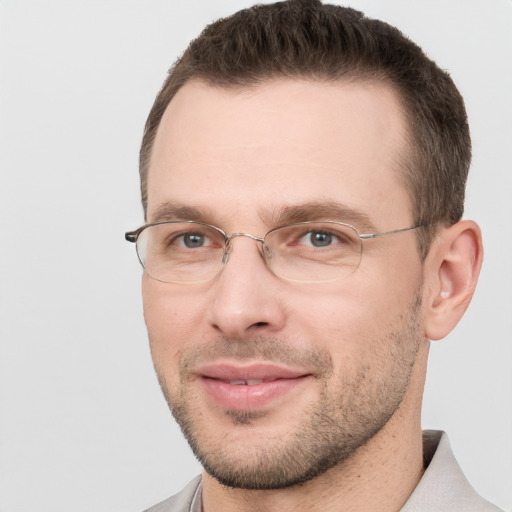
[359,224,425,240]
[125,231,138,243]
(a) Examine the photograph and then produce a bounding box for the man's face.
[143,79,426,489]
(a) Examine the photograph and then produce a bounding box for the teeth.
[228,379,263,386]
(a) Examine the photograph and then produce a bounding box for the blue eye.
[181,233,206,248]
[299,231,336,248]
[162,225,225,252]
[308,231,332,247]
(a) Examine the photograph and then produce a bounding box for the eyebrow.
[265,202,377,232]
[149,202,214,224]
[150,200,377,233]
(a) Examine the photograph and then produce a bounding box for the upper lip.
[197,361,311,382]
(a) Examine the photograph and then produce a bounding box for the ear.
[423,220,483,341]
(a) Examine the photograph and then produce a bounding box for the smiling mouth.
[198,361,310,382]
[220,378,278,386]
[199,368,312,411]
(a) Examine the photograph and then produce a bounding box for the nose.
[208,235,286,339]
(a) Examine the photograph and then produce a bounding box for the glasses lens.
[265,222,362,282]
[136,222,226,283]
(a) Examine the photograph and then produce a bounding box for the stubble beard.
[154,294,423,491]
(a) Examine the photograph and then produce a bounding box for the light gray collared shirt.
[144,431,503,512]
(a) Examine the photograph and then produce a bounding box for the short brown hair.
[139,0,471,258]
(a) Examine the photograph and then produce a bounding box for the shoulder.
[143,476,202,512]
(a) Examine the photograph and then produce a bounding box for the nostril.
[252,322,268,328]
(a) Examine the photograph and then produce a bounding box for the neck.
[201,341,429,512]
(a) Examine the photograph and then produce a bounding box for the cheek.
[290,288,378,365]
[289,262,422,368]
[142,277,208,368]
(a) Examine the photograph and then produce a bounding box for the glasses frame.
[125,220,424,283]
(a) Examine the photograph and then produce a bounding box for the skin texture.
[142,79,483,512]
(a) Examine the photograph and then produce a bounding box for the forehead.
[147,79,412,229]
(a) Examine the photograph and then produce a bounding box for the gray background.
[0,1,510,511]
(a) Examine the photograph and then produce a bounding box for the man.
[125,1,502,510]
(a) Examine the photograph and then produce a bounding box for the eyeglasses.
[125,220,423,284]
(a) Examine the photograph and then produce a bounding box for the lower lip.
[201,376,311,411]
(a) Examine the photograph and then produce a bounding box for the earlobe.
[423,220,483,341]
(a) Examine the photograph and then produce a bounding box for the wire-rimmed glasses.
[125,220,422,284]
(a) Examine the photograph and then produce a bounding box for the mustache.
[179,336,333,379]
